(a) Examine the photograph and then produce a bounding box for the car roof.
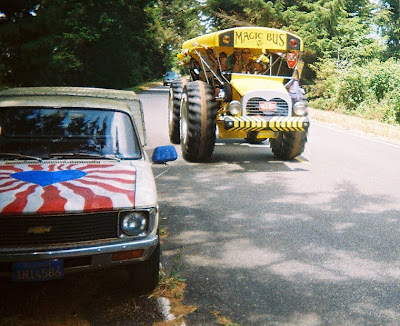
[0,87,147,146]
[0,86,139,98]
[0,95,131,112]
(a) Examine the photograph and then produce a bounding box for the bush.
[308,59,338,101]
[368,59,400,102]
[337,66,370,111]
[382,91,400,124]
[310,58,400,125]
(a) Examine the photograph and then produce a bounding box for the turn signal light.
[112,249,144,261]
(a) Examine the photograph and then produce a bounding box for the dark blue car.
[163,71,180,86]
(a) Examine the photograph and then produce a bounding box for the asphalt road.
[1,86,398,326]
[141,86,400,326]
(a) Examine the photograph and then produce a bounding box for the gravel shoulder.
[309,108,400,145]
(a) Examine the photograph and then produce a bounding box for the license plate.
[259,101,277,111]
[12,260,64,282]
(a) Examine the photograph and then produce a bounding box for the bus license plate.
[12,260,64,282]
[259,101,277,111]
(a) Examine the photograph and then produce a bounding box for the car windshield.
[166,72,179,77]
[0,107,142,160]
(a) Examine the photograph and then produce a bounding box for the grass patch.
[127,81,163,94]
[212,310,241,326]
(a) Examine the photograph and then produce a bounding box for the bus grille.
[246,97,289,116]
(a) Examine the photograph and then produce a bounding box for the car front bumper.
[0,235,158,278]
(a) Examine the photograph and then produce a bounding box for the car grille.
[246,97,289,116]
[0,212,119,246]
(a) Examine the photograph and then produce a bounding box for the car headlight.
[120,212,147,236]
[228,101,241,116]
[293,101,308,116]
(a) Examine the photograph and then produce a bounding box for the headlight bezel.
[118,208,158,237]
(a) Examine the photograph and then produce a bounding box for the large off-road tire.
[270,130,308,160]
[127,240,160,294]
[180,81,218,162]
[168,79,187,144]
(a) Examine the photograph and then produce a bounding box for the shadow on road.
[0,269,161,325]
[156,151,400,325]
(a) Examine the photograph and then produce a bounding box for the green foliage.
[0,0,169,88]
[309,59,400,124]
[382,92,400,124]
[0,0,205,88]
[156,0,205,73]
[307,59,338,110]
[378,0,400,58]
[337,66,370,110]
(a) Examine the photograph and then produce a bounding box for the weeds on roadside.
[152,250,196,325]
[212,310,241,326]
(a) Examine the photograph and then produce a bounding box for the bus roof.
[182,26,303,53]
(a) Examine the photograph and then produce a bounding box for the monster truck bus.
[169,26,310,162]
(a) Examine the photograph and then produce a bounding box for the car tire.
[270,130,308,160]
[127,240,160,294]
[180,81,217,162]
[168,79,187,144]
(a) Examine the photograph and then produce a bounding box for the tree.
[0,0,59,86]
[156,0,205,72]
[376,0,400,58]
[0,0,167,88]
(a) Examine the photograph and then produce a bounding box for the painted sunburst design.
[0,164,136,214]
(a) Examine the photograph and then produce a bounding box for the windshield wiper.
[0,152,42,161]
[48,152,120,161]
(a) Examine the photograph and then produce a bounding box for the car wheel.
[127,240,160,293]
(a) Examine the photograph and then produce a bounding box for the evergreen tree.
[377,0,400,58]
[156,0,205,71]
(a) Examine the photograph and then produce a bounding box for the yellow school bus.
[169,27,309,162]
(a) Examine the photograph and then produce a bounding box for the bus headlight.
[228,101,241,116]
[293,101,308,116]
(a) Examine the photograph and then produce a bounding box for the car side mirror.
[152,145,178,164]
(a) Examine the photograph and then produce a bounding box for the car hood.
[0,160,157,215]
